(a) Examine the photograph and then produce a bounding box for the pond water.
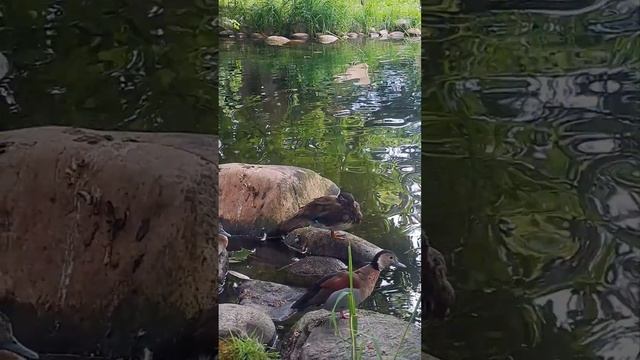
[0,1,217,133]
[218,39,422,327]
[424,1,639,359]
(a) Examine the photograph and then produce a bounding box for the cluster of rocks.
[219,27,421,46]
[217,163,422,359]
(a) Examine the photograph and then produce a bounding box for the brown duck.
[277,191,363,241]
[424,241,455,319]
[0,312,39,360]
[291,250,405,318]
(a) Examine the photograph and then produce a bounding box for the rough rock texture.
[265,36,291,46]
[238,280,305,322]
[218,303,276,344]
[424,245,455,319]
[317,34,338,44]
[283,227,382,266]
[282,310,421,360]
[219,163,339,237]
[0,126,217,358]
[291,33,309,40]
[284,256,346,287]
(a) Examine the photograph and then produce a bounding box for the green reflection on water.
[0,1,217,133]
[220,39,422,322]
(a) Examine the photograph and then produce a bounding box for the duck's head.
[338,191,363,224]
[371,250,406,271]
[0,313,39,359]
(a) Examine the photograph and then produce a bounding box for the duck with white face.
[0,312,39,360]
[291,249,406,319]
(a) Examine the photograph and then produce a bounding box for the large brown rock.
[219,163,339,237]
[0,126,217,358]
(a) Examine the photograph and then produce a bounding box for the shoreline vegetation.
[219,0,421,44]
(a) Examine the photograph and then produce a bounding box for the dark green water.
[219,39,423,324]
[0,0,217,133]
[424,1,639,359]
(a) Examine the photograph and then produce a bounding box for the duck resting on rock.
[0,312,39,360]
[277,191,363,241]
[291,249,405,319]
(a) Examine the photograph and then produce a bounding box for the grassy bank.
[219,0,420,36]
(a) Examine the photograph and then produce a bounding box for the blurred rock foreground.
[0,126,218,359]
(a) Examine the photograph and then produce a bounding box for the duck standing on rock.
[291,250,405,319]
[0,312,39,360]
[277,191,363,241]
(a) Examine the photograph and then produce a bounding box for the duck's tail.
[276,214,311,235]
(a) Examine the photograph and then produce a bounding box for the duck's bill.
[1,337,39,359]
[393,260,407,269]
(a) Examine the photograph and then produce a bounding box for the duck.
[0,312,39,360]
[277,191,363,241]
[424,242,455,319]
[291,249,405,318]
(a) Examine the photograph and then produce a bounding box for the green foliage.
[219,0,420,34]
[219,334,280,360]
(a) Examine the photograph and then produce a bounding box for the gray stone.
[284,227,382,266]
[389,31,405,39]
[238,280,306,322]
[284,256,347,287]
[220,29,234,37]
[291,32,310,40]
[282,310,421,360]
[407,28,421,37]
[218,303,276,344]
[317,34,339,44]
[265,36,291,46]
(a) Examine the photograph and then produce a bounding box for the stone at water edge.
[0,126,217,356]
[283,256,347,287]
[284,227,382,265]
[379,29,389,37]
[291,32,310,40]
[220,29,234,37]
[407,28,422,37]
[370,32,380,38]
[282,309,421,360]
[265,35,291,46]
[389,31,405,39]
[251,33,266,40]
[347,32,359,39]
[218,303,276,345]
[219,163,339,237]
[317,34,339,44]
[238,280,306,322]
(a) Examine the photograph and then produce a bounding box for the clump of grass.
[220,0,420,35]
[219,335,280,360]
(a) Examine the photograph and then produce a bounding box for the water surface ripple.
[423,1,639,359]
